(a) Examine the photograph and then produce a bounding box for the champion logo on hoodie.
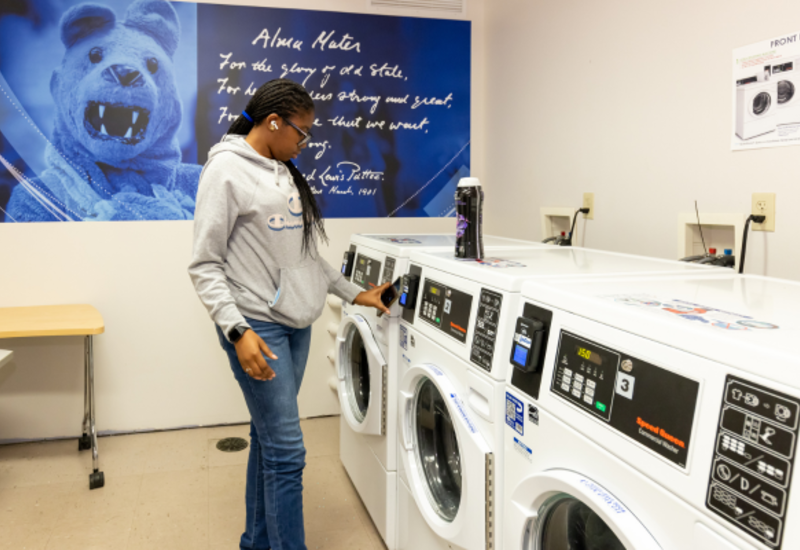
[267,214,285,231]
[287,191,303,217]
[267,213,302,232]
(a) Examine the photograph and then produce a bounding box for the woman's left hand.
[353,281,392,315]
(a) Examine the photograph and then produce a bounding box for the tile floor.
[0,416,388,550]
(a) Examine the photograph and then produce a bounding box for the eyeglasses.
[283,118,313,147]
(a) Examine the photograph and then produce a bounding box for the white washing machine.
[504,273,800,550]
[397,322,498,550]
[736,80,779,140]
[335,233,542,549]
[771,57,800,125]
[395,248,725,550]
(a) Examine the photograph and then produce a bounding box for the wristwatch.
[228,325,251,344]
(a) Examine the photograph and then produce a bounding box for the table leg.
[86,335,104,490]
[78,339,91,451]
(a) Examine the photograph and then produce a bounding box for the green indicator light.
[596,402,607,412]
[436,318,440,323]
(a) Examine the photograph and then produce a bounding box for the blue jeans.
[217,318,313,550]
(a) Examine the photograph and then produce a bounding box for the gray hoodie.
[189,135,361,339]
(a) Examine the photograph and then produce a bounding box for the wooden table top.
[0,305,104,339]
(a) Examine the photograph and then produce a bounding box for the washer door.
[399,363,492,548]
[336,314,385,435]
[415,376,462,521]
[778,80,796,105]
[510,470,660,550]
[751,91,772,116]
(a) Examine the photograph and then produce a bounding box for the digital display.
[513,345,529,367]
[575,345,603,366]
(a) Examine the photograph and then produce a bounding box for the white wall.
[0,0,483,442]
[483,0,800,280]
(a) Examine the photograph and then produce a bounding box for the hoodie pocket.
[270,263,328,328]
[228,277,279,314]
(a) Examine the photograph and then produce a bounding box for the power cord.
[560,207,591,246]
[738,214,766,274]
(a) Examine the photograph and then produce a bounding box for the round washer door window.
[525,494,626,550]
[778,80,796,104]
[414,377,462,522]
[752,92,772,116]
[341,323,370,422]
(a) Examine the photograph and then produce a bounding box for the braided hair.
[227,78,325,254]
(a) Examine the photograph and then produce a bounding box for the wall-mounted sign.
[733,32,800,151]
[0,0,470,222]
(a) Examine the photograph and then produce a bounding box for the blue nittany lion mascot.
[7,0,200,221]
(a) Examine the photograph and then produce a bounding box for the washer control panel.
[352,253,381,291]
[706,376,799,550]
[773,60,794,75]
[381,256,396,285]
[553,331,619,421]
[470,289,502,372]
[551,330,699,469]
[419,278,472,344]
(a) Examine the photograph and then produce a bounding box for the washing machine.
[736,80,779,140]
[771,57,800,125]
[395,247,725,550]
[504,273,800,550]
[335,233,542,549]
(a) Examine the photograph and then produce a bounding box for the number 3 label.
[616,372,635,400]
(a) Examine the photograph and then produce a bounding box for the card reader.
[341,251,355,277]
[399,274,420,310]
[510,316,546,373]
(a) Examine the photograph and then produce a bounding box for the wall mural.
[0,0,471,222]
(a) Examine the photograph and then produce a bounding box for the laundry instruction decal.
[0,0,470,222]
[608,295,780,331]
[505,392,524,436]
[732,32,800,151]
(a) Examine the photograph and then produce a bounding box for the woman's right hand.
[234,330,278,381]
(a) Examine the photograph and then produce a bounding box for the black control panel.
[401,265,422,324]
[419,278,473,344]
[341,247,356,279]
[510,303,553,401]
[737,76,758,86]
[773,61,794,74]
[551,330,699,468]
[381,256,396,286]
[706,376,799,550]
[400,273,420,309]
[352,253,381,291]
[470,289,502,372]
[553,332,620,422]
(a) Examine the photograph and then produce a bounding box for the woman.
[189,78,390,550]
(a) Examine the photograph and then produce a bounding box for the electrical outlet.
[582,193,594,220]
[751,192,776,232]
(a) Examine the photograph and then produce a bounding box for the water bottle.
[455,177,484,259]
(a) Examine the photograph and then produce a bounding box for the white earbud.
[270,121,279,131]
